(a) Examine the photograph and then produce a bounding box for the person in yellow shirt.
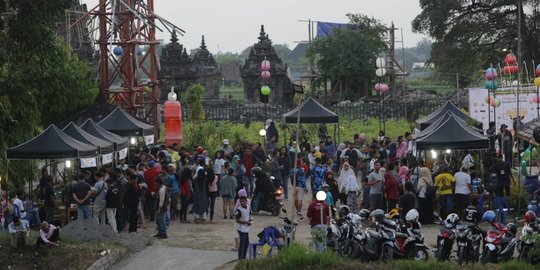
[167,145,181,164]
[434,167,456,218]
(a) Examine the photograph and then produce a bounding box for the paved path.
[112,244,236,270]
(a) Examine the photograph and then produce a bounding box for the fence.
[182,100,444,123]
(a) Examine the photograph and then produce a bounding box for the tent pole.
[292,94,302,215]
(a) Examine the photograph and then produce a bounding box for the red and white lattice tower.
[71,0,184,139]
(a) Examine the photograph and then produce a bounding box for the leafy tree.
[412,0,540,83]
[0,0,97,191]
[309,13,387,99]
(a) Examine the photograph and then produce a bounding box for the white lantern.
[259,129,266,137]
[376,68,387,77]
[376,57,386,68]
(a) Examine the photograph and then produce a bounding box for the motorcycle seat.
[395,232,408,238]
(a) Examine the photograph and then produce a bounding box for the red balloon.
[505,53,517,65]
[535,68,540,77]
[503,65,518,75]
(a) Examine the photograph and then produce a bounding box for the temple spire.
[170,30,178,43]
[258,25,268,42]
[200,35,207,50]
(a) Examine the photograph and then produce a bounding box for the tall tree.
[309,13,387,99]
[412,0,540,81]
[0,0,97,191]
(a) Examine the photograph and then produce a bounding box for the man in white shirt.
[8,216,29,248]
[461,150,474,169]
[454,166,472,219]
[12,192,26,219]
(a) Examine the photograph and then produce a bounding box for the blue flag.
[316,21,355,38]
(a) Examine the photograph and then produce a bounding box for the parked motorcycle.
[435,213,459,262]
[480,210,518,264]
[392,209,429,261]
[455,207,483,265]
[280,208,301,246]
[326,206,366,258]
[518,210,540,264]
[362,209,395,262]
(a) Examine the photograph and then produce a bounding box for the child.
[235,196,252,260]
[398,182,417,221]
[361,177,370,209]
[233,189,250,251]
[322,184,335,217]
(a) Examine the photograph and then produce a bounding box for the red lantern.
[535,68,540,77]
[261,71,271,79]
[509,65,518,74]
[503,66,511,75]
[505,53,517,65]
[261,60,271,71]
[374,83,383,92]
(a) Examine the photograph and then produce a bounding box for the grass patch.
[235,243,538,270]
[0,231,127,270]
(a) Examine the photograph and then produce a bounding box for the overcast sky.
[83,0,428,54]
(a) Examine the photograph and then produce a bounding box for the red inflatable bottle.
[164,88,183,146]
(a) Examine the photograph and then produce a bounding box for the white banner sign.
[468,86,540,132]
[118,148,128,159]
[80,158,97,168]
[144,135,154,146]
[102,153,113,165]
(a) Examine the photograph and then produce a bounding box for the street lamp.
[130,137,137,145]
[259,129,266,145]
[65,160,72,168]
[375,57,388,134]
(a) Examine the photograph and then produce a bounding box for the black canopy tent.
[282,97,339,124]
[415,101,480,131]
[281,96,340,145]
[414,112,482,141]
[62,122,114,155]
[7,124,99,160]
[416,114,489,150]
[98,106,154,137]
[80,119,129,151]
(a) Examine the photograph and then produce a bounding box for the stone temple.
[241,25,293,105]
[159,32,222,102]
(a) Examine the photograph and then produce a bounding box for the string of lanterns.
[260,58,271,103]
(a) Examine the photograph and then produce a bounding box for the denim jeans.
[494,196,508,224]
[252,193,265,212]
[146,194,156,221]
[106,208,118,233]
[244,176,255,197]
[45,206,55,224]
[156,211,167,236]
[24,208,41,228]
[238,230,249,259]
[439,194,454,217]
[77,204,92,220]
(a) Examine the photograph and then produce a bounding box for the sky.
[82,0,428,54]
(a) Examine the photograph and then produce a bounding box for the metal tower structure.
[70,0,184,139]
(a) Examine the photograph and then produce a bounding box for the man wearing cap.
[72,173,93,220]
[221,139,234,157]
[144,160,161,221]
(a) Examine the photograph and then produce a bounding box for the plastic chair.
[248,227,285,259]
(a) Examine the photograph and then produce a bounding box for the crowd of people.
[0,121,527,260]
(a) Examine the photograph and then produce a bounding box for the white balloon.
[376,68,387,77]
[376,57,386,68]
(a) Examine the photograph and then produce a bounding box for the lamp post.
[259,129,266,147]
[375,57,387,134]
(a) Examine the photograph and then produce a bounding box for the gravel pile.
[62,219,149,252]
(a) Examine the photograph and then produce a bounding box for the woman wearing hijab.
[341,174,361,212]
[417,167,434,224]
[338,162,356,205]
[192,169,209,224]
[265,120,279,152]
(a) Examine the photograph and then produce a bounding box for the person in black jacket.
[251,167,274,213]
[125,173,140,233]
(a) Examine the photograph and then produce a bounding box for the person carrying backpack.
[105,179,121,233]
